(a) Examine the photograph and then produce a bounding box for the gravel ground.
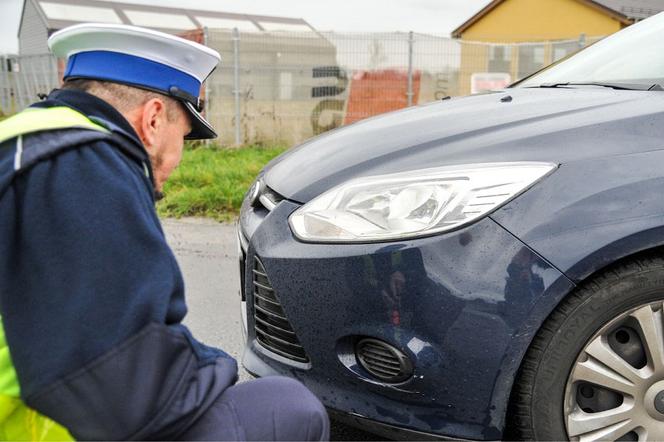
[162,217,380,441]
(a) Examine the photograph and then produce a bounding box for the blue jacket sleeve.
[0,141,237,440]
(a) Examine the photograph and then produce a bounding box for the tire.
[507,255,664,441]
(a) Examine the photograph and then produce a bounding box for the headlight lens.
[289,162,556,242]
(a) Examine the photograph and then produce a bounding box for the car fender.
[491,149,664,283]
[489,148,664,433]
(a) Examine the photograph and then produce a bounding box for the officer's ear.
[139,98,167,148]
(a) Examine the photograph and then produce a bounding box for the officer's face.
[139,98,192,192]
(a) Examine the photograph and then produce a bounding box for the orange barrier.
[344,69,421,125]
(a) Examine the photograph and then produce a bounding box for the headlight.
[289,162,557,243]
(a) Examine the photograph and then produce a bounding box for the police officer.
[0,23,329,441]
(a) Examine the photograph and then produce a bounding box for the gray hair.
[61,79,180,122]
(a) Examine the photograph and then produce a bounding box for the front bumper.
[239,199,574,440]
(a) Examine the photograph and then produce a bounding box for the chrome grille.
[238,229,248,301]
[250,182,284,212]
[253,257,309,363]
[258,186,284,211]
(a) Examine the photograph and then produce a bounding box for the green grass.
[157,144,287,221]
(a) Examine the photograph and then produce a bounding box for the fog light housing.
[355,338,414,383]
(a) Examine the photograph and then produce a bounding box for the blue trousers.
[177,376,330,441]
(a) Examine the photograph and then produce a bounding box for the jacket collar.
[32,89,161,197]
[33,89,145,156]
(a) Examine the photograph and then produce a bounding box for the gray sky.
[0,0,492,54]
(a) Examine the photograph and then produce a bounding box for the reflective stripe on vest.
[0,107,109,146]
[0,106,109,441]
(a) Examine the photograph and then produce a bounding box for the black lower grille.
[253,257,309,363]
[356,338,413,383]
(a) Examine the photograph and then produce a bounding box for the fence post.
[29,57,41,103]
[202,26,210,146]
[232,27,242,146]
[578,33,587,49]
[14,58,25,111]
[49,55,58,91]
[407,31,414,107]
[0,56,6,114]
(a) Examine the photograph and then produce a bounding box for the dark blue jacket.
[0,89,238,440]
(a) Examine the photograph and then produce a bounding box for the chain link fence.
[0,31,602,146]
[205,30,602,146]
[0,54,60,115]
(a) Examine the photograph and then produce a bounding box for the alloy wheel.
[565,301,664,441]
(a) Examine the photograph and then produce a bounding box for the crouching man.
[0,23,329,441]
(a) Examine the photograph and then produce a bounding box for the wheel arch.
[496,233,664,438]
[562,226,664,284]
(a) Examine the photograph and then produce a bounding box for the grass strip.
[157,144,287,221]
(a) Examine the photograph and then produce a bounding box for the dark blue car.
[239,12,664,441]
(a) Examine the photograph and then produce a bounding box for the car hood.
[264,88,664,203]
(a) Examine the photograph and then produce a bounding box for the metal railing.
[0,31,602,146]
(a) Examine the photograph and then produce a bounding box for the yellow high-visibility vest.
[0,106,109,441]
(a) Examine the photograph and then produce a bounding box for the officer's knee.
[264,377,330,441]
[291,385,328,441]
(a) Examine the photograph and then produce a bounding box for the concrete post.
[203,26,210,146]
[407,31,414,107]
[232,27,242,146]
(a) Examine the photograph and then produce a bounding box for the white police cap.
[48,23,221,140]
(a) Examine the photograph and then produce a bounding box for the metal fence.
[0,31,603,146]
[0,54,59,115]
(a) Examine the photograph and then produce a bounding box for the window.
[124,10,195,30]
[279,72,293,100]
[195,17,259,31]
[259,22,312,32]
[40,2,122,23]
[553,47,569,62]
[488,45,511,74]
[517,44,546,79]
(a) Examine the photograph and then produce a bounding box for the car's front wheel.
[508,255,664,441]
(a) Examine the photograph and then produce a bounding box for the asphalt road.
[162,218,379,441]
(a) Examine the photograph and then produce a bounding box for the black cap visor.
[63,78,218,140]
[167,86,216,140]
[182,100,217,140]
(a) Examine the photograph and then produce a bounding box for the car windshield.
[516,12,664,90]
